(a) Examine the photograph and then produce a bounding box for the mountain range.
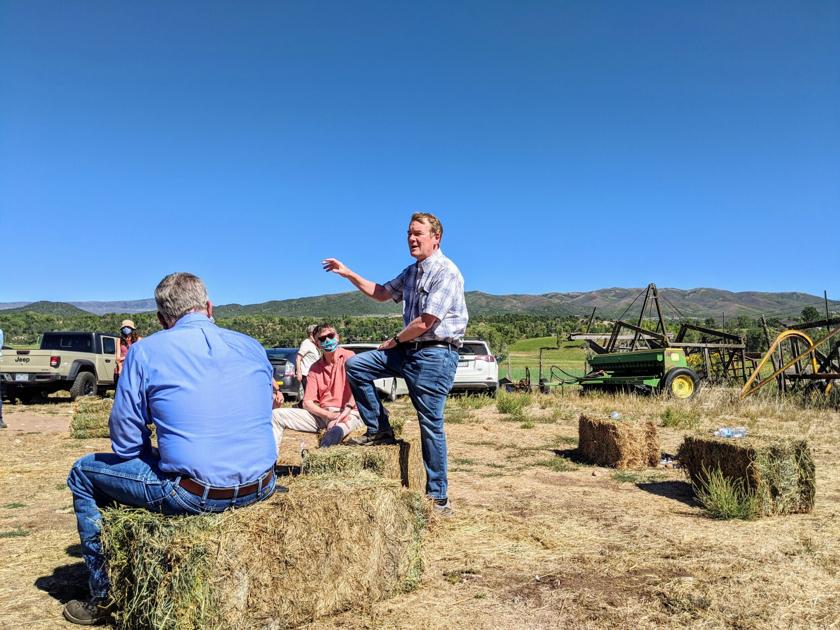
[0,287,836,320]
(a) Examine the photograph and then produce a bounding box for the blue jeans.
[67,451,276,599]
[345,346,458,500]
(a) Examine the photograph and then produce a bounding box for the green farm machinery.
[579,347,700,399]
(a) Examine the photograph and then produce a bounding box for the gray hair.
[155,272,209,323]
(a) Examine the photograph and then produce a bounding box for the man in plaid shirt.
[322,212,467,514]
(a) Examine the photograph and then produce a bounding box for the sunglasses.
[318,332,337,342]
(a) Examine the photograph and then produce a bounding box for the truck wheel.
[386,378,398,402]
[662,368,700,400]
[70,372,97,400]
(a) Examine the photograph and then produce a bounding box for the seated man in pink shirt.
[272,322,364,451]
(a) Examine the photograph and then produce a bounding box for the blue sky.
[1,1,837,304]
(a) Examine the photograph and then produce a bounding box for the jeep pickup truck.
[0,332,120,402]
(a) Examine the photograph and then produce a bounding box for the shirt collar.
[418,248,443,272]
[173,312,214,328]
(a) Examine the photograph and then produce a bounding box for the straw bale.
[677,435,815,516]
[70,396,113,439]
[578,414,659,469]
[301,439,426,491]
[101,472,428,630]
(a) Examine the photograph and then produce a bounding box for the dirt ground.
[1,389,838,629]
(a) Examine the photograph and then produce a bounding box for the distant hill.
[214,293,402,318]
[1,288,836,320]
[0,301,91,316]
[210,288,840,319]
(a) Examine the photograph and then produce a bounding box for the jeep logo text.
[15,357,30,363]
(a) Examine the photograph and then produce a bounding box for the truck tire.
[70,371,97,400]
[662,367,700,400]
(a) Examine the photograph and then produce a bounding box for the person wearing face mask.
[271,322,364,454]
[115,319,142,382]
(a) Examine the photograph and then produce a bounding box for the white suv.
[452,340,498,396]
[339,343,409,401]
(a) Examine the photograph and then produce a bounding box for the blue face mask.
[121,327,133,336]
[319,336,339,352]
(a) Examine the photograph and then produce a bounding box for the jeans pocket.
[415,350,455,396]
[166,486,203,514]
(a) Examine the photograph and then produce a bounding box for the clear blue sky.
[1,1,837,304]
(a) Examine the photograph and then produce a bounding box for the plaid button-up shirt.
[383,249,468,346]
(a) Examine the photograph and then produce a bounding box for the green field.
[501,337,588,383]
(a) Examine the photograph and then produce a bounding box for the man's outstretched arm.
[321,258,392,302]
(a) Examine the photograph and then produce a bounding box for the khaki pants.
[272,407,364,452]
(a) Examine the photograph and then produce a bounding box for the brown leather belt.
[178,469,274,500]
[404,340,458,351]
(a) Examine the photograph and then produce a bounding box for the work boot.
[62,598,113,625]
[350,430,396,446]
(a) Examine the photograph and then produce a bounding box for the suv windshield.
[41,333,93,352]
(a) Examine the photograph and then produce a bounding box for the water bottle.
[609,411,621,420]
[715,427,733,438]
[731,427,747,438]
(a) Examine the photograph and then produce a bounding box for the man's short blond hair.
[410,212,443,239]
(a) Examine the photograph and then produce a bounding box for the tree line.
[0,308,827,354]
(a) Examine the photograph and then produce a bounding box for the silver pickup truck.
[0,332,120,402]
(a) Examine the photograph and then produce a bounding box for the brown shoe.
[62,598,112,625]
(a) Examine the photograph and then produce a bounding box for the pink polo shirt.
[304,348,356,409]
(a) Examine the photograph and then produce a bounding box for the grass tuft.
[455,394,495,410]
[535,457,578,472]
[496,391,533,416]
[694,466,758,520]
[660,406,700,429]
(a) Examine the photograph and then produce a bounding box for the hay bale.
[578,414,659,469]
[102,472,428,630]
[677,435,815,515]
[70,396,113,439]
[301,439,426,491]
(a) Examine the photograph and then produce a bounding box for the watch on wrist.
[392,334,402,345]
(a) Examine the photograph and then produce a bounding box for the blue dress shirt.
[109,312,276,486]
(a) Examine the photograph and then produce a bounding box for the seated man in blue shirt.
[63,272,279,626]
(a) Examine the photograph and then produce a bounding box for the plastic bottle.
[609,411,621,420]
[731,427,747,438]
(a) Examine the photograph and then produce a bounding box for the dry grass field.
[1,387,838,629]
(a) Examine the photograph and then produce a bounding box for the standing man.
[0,327,6,429]
[295,324,321,393]
[322,212,467,514]
[63,272,278,625]
[273,322,364,452]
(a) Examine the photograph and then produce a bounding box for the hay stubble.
[1,389,839,629]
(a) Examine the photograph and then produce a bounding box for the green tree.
[801,306,820,323]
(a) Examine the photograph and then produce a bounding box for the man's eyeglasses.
[318,332,337,342]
